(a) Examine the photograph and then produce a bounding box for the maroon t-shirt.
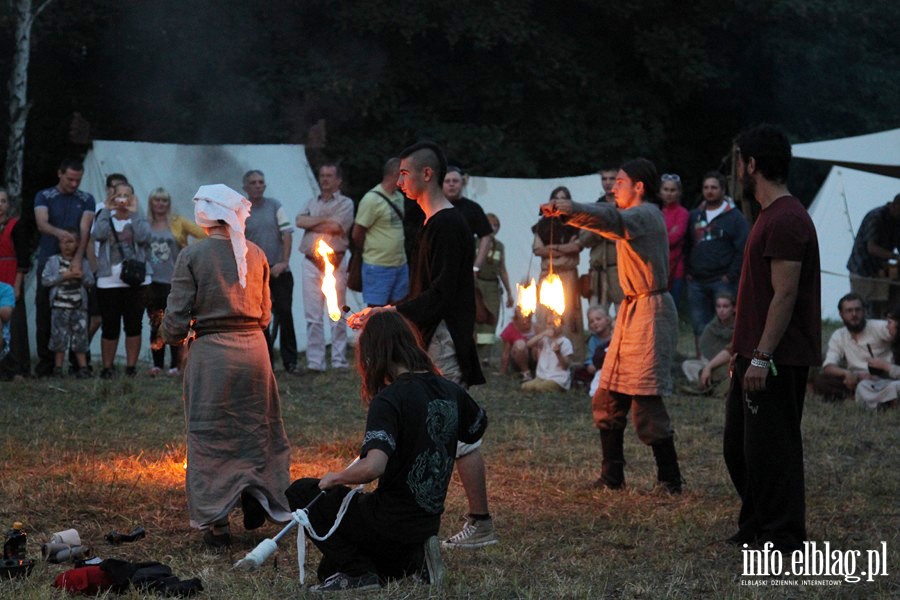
[733,195,821,366]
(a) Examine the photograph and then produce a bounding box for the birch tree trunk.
[4,0,53,203]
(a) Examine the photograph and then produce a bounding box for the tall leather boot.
[651,437,683,494]
[596,428,626,489]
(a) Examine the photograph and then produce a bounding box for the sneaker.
[310,571,380,593]
[442,516,498,549]
[125,366,137,377]
[148,367,162,377]
[52,366,64,378]
[422,535,444,585]
[167,367,180,377]
[75,367,92,380]
[100,368,114,380]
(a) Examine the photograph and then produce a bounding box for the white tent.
[793,128,900,177]
[807,166,900,320]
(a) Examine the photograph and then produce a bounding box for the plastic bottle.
[3,522,27,559]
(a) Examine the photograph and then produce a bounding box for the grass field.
[0,337,898,599]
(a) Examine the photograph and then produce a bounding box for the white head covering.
[193,184,252,288]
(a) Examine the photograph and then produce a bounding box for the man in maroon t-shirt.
[724,125,821,553]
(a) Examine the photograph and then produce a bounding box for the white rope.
[292,486,362,584]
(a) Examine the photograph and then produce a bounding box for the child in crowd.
[0,281,12,363]
[41,231,94,378]
[499,306,535,379]
[522,313,574,392]
[573,305,613,388]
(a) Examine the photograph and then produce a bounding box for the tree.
[4,0,53,203]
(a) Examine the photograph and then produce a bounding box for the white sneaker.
[442,516,498,549]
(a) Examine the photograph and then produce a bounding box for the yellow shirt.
[169,214,207,248]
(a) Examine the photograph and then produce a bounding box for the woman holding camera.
[92,182,151,378]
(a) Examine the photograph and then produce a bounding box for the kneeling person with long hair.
[286,311,488,592]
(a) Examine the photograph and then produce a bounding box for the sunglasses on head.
[661,173,681,182]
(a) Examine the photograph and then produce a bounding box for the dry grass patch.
[1,353,898,599]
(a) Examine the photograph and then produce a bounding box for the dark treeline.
[1,0,898,205]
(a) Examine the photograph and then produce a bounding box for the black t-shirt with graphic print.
[356,371,487,543]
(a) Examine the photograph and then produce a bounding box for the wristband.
[750,357,770,369]
[472,266,480,273]
[752,349,773,361]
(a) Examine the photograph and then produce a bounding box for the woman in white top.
[91,183,151,378]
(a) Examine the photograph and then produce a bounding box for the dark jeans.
[266,271,297,369]
[146,282,181,369]
[723,356,808,551]
[285,478,425,581]
[686,277,736,337]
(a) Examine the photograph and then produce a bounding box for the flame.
[516,278,538,317]
[539,273,566,317]
[316,239,342,322]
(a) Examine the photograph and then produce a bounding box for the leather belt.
[624,288,667,302]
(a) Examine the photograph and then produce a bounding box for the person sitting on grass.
[499,306,535,379]
[522,313,574,392]
[855,305,900,410]
[285,310,488,593]
[573,305,613,388]
[40,230,94,378]
[681,290,735,393]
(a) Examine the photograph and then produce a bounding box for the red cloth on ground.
[53,566,114,595]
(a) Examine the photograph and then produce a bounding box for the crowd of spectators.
[2,152,899,415]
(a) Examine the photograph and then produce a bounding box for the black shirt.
[450,197,493,239]
[396,207,486,385]
[358,372,488,541]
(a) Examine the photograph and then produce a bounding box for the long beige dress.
[567,202,676,396]
[162,238,291,528]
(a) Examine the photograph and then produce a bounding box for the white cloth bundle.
[193,184,252,288]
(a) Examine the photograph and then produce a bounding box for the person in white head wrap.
[193,184,252,288]
[162,184,291,548]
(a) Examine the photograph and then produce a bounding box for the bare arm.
[526,328,550,349]
[296,214,344,235]
[76,211,94,263]
[499,256,514,307]
[555,241,582,255]
[743,259,801,392]
[318,449,387,489]
[700,347,732,387]
[271,231,292,278]
[474,234,492,270]
[823,362,865,389]
[34,207,76,244]
[554,343,572,369]
[532,233,550,258]
[352,224,367,250]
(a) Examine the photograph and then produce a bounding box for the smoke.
[101,1,273,144]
